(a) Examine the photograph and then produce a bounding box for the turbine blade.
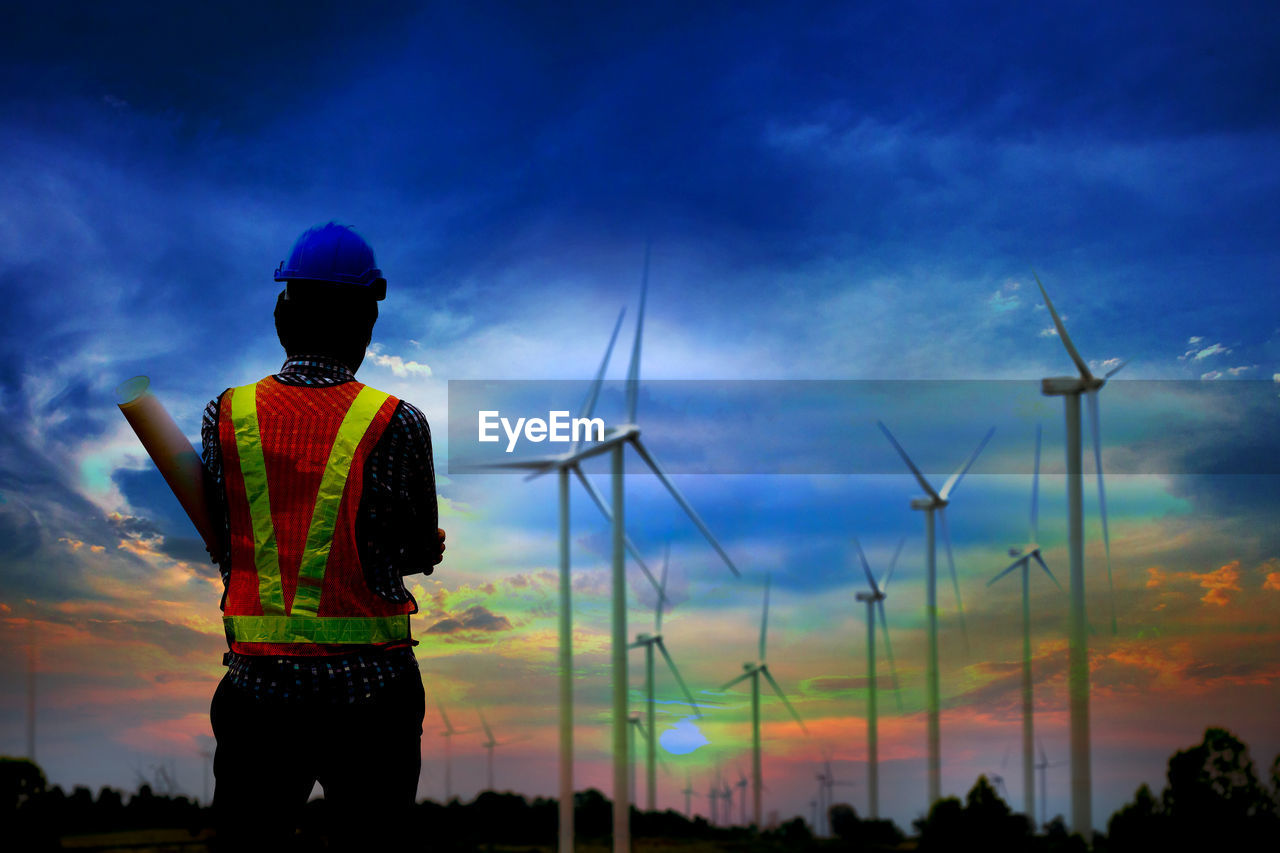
[853,537,877,593]
[625,242,650,424]
[656,639,701,717]
[478,709,495,743]
[1033,270,1093,380]
[939,508,970,651]
[571,464,663,598]
[1031,424,1042,544]
[657,542,670,633]
[760,574,771,662]
[939,426,995,500]
[877,421,939,500]
[470,456,564,471]
[437,699,455,734]
[578,306,627,426]
[630,437,740,576]
[1033,551,1064,592]
[761,665,807,732]
[720,669,755,691]
[1104,359,1128,379]
[1086,390,1117,635]
[877,599,903,712]
[987,555,1028,587]
[881,536,906,593]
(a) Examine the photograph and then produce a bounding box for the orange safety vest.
[218,376,415,656]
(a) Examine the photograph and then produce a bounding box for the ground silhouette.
[5,725,1280,850]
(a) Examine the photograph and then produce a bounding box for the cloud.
[1181,340,1231,361]
[365,343,432,378]
[1199,560,1242,606]
[986,281,1021,313]
[1038,327,1058,337]
[1193,343,1230,360]
[426,604,513,635]
[1264,573,1280,592]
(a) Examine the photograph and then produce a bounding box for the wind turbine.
[26,635,36,763]
[988,748,1012,802]
[720,574,808,828]
[987,424,1063,821]
[477,708,510,793]
[853,537,905,820]
[878,421,994,806]
[627,713,646,808]
[735,767,748,825]
[681,773,699,818]
[630,543,701,812]
[474,303,643,852]
[1035,740,1067,828]
[1035,273,1123,839]
[707,773,721,825]
[815,753,857,836]
[529,246,741,850]
[436,699,469,802]
[197,737,214,806]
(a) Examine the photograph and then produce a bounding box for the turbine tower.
[681,773,698,818]
[878,421,994,806]
[477,708,504,792]
[853,537,904,819]
[707,772,720,825]
[627,713,646,807]
[736,767,748,825]
[814,753,857,836]
[476,303,649,852]
[1036,273,1122,839]
[720,575,808,828]
[513,246,740,852]
[630,543,701,812]
[1035,740,1067,828]
[26,635,36,763]
[987,425,1063,821]
[437,699,469,802]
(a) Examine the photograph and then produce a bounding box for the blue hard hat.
[274,222,387,300]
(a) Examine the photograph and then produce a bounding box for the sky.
[2,0,1279,835]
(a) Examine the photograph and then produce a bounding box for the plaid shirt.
[201,354,437,702]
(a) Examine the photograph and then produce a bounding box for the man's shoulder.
[389,398,430,432]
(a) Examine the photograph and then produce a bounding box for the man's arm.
[395,399,442,575]
[200,391,231,581]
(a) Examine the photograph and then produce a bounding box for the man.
[201,222,444,848]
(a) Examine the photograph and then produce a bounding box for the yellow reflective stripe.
[224,614,410,644]
[230,383,285,615]
[291,386,392,617]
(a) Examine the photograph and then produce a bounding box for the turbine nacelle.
[854,590,884,603]
[1041,375,1105,396]
[910,496,947,510]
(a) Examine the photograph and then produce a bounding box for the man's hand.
[434,528,446,566]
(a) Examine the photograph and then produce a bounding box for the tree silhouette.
[914,776,1031,852]
[1,756,46,811]
[1105,727,1280,853]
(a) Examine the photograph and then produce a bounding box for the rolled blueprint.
[115,376,219,556]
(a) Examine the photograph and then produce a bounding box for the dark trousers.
[210,674,425,850]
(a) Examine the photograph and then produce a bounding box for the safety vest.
[218,376,415,656]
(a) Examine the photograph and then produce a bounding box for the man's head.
[272,223,385,373]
